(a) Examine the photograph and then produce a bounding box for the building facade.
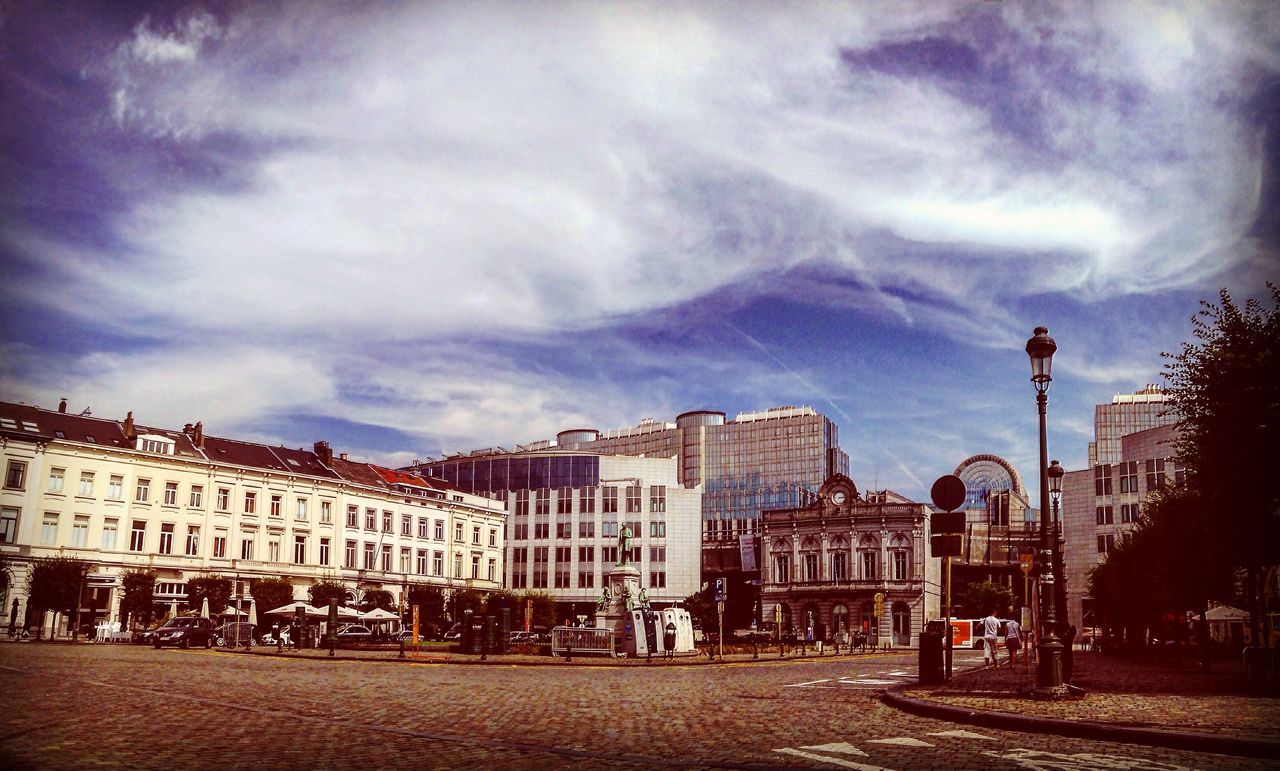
[947,454,1041,614]
[412,451,700,622]
[0,400,504,637]
[1063,386,1182,629]
[759,474,939,648]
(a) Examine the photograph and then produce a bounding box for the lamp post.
[1047,459,1076,684]
[1026,326,1068,699]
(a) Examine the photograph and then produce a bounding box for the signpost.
[714,578,726,661]
[774,603,783,658]
[930,474,966,679]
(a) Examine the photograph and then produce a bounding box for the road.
[0,644,1272,769]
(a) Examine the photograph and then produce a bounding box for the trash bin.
[919,622,945,684]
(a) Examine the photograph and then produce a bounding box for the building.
[1062,386,1181,629]
[759,474,939,647]
[0,400,504,637]
[411,450,700,623]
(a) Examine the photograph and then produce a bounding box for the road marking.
[868,737,934,747]
[984,748,1191,770]
[785,678,833,687]
[799,742,867,756]
[843,678,897,685]
[927,730,993,740]
[774,747,891,770]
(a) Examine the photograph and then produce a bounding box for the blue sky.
[2,1,1277,502]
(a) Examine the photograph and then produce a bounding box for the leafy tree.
[958,581,1015,619]
[308,579,349,610]
[406,584,446,631]
[185,575,232,617]
[119,569,156,629]
[1163,284,1280,641]
[358,589,395,613]
[450,588,484,619]
[250,577,296,615]
[520,591,556,630]
[26,557,89,637]
[682,586,716,633]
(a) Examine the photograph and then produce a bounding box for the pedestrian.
[982,607,1001,668]
[1004,613,1022,667]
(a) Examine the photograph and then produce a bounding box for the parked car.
[153,617,215,649]
[508,631,530,644]
[396,629,425,643]
[442,623,462,641]
[336,624,373,641]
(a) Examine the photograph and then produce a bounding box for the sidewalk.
[885,649,1280,759]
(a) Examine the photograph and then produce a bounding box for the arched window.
[858,535,879,580]
[832,603,849,636]
[890,534,911,581]
[773,539,792,584]
[801,537,820,582]
[830,537,849,582]
[892,601,911,646]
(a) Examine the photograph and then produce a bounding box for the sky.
[1,1,1277,503]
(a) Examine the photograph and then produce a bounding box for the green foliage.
[119,569,156,628]
[185,575,232,617]
[250,577,296,614]
[450,588,483,618]
[682,586,716,632]
[406,584,445,627]
[0,553,12,597]
[307,579,348,610]
[358,589,395,612]
[25,557,89,619]
[519,591,556,630]
[958,581,1015,619]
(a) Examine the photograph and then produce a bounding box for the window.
[319,538,330,566]
[515,490,530,516]
[532,546,548,589]
[472,525,481,544]
[39,515,57,548]
[1145,458,1167,490]
[578,569,594,589]
[400,547,410,573]
[578,520,594,539]
[625,485,642,514]
[861,550,877,580]
[434,520,445,540]
[320,501,332,524]
[213,530,226,559]
[535,489,549,516]
[512,521,529,540]
[71,516,89,547]
[186,525,200,556]
[1119,461,1139,494]
[602,486,618,513]
[296,499,308,521]
[244,491,257,514]
[1095,506,1114,525]
[1094,464,1113,496]
[47,467,65,493]
[101,518,118,550]
[649,546,665,563]
[345,540,357,569]
[454,552,463,578]
[454,522,464,541]
[4,461,27,489]
[472,555,481,580]
[270,495,282,517]
[556,520,571,539]
[601,546,617,564]
[163,482,178,506]
[346,505,358,528]
[135,478,150,502]
[1120,503,1138,524]
[432,551,444,576]
[268,538,281,562]
[402,514,412,536]
[240,536,255,561]
[1097,534,1115,553]
[190,485,203,508]
[602,521,618,538]
[416,517,427,538]
[892,550,908,581]
[774,554,791,583]
[989,490,1009,526]
[579,486,595,514]
[294,535,307,564]
[216,487,230,511]
[130,520,146,551]
[804,553,819,582]
[77,472,94,496]
[363,543,375,570]
[158,523,174,554]
[534,521,549,539]
[557,487,573,515]
[379,544,392,571]
[489,528,497,547]
[109,475,123,499]
[649,521,666,538]
[650,485,666,513]
[365,508,376,531]
[648,571,666,589]
[831,551,848,582]
[488,558,496,582]
[382,511,393,533]
[579,545,595,564]
[416,549,428,575]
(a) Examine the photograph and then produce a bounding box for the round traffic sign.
[930,474,966,512]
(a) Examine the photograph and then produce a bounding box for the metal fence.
[551,626,615,657]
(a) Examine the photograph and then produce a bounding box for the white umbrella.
[169,599,178,618]
[248,599,258,626]
[263,603,327,617]
[359,607,400,621]
[200,597,210,619]
[220,605,247,618]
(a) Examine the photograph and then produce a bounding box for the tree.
[358,589,395,613]
[250,577,296,615]
[520,591,556,630]
[1163,284,1280,641]
[25,557,88,638]
[958,581,1014,619]
[406,584,446,633]
[185,575,232,618]
[119,569,156,630]
[682,586,716,633]
[308,579,349,610]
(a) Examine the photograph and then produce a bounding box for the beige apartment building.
[0,400,503,637]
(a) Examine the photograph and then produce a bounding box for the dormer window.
[136,434,175,455]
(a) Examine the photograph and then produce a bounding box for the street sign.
[930,474,966,512]
[713,578,726,603]
[931,534,963,557]
[931,511,965,534]
[717,600,725,614]
[1019,553,1033,575]
[773,604,782,624]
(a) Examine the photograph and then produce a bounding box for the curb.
[880,686,1280,760]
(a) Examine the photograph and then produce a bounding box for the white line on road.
[927,730,994,740]
[867,737,934,747]
[774,747,892,770]
[799,742,867,756]
[785,678,833,687]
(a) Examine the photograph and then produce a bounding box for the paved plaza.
[1,643,1276,770]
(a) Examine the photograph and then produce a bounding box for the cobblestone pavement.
[899,649,1280,742]
[1,643,1276,770]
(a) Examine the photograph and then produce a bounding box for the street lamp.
[1047,459,1076,684]
[1026,326,1068,699]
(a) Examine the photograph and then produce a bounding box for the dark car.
[336,624,373,641]
[153,617,215,649]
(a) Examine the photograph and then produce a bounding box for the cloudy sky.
[2,1,1277,501]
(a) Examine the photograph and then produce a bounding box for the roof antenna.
[78,406,92,416]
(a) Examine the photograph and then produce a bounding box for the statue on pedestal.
[618,522,633,564]
[596,586,611,613]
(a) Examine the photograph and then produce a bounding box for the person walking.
[1004,613,1023,667]
[982,608,1001,668]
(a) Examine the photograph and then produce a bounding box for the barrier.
[551,626,614,657]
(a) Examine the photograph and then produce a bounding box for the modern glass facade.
[1088,385,1177,466]
[418,454,600,495]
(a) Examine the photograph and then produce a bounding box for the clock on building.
[832,490,847,505]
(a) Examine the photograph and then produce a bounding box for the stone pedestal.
[594,563,642,651]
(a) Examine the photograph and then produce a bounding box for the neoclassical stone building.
[759,474,939,647]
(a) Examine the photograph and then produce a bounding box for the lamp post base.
[1031,637,1070,701]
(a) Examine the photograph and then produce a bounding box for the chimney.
[123,411,135,440]
[340,452,348,461]
[183,423,194,434]
[313,441,333,465]
[58,398,67,414]
[194,422,204,448]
